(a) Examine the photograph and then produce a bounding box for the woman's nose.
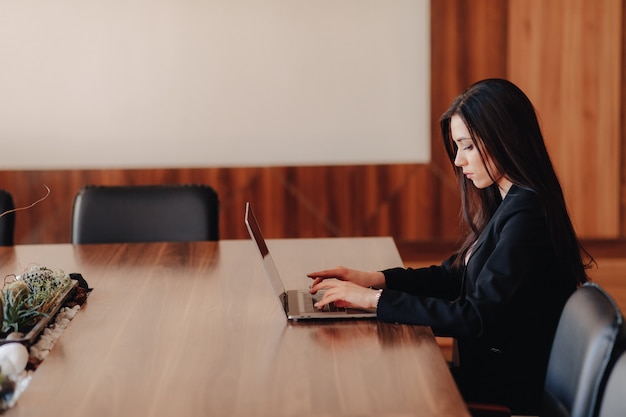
[454,151,465,167]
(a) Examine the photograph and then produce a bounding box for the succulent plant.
[1,266,72,334]
[2,282,45,334]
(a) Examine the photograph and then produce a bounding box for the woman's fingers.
[314,285,343,308]
[309,277,322,287]
[310,278,334,294]
[311,279,374,310]
[310,279,341,304]
[308,268,385,290]
[307,267,347,280]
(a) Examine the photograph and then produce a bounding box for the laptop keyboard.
[302,292,341,313]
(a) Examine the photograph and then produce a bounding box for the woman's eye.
[463,145,473,151]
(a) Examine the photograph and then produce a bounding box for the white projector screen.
[0,0,430,169]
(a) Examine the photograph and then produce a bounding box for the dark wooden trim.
[398,239,626,262]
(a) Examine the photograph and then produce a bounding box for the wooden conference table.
[1,238,470,417]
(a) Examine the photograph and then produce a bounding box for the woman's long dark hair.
[440,78,592,284]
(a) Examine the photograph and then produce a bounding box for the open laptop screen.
[244,202,286,299]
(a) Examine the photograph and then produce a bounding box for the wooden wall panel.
[507,0,623,238]
[0,165,446,244]
[429,0,509,239]
[622,0,626,237]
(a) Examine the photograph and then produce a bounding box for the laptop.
[245,202,377,321]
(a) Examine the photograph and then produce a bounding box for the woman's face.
[451,115,505,191]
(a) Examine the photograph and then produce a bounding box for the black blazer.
[377,185,575,414]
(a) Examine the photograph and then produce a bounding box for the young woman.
[308,78,593,414]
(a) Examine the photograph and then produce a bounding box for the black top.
[377,185,575,414]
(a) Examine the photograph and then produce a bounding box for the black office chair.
[71,184,219,244]
[541,283,625,417]
[0,189,15,246]
[596,350,626,417]
[469,282,626,417]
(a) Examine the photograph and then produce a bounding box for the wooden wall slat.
[621,0,626,237]
[507,0,623,238]
[429,0,508,239]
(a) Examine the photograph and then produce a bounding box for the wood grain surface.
[1,238,470,417]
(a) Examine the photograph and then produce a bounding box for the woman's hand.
[307,266,385,289]
[309,278,381,310]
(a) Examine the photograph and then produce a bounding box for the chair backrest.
[0,189,15,246]
[596,349,626,417]
[71,184,219,244]
[541,283,626,417]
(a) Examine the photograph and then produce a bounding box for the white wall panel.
[0,0,430,169]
